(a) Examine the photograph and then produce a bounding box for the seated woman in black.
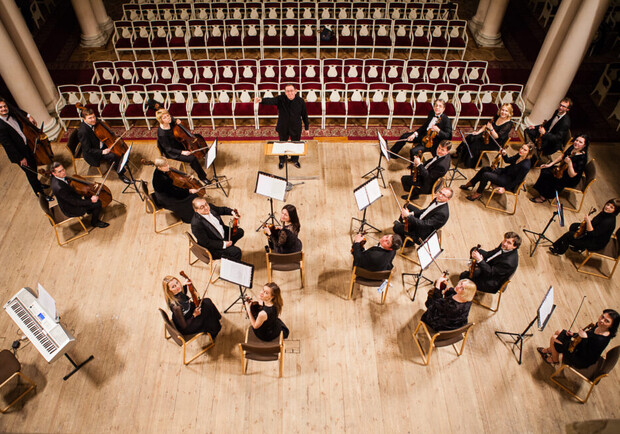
[156,108,209,183]
[537,309,619,368]
[152,158,201,223]
[455,103,514,168]
[163,275,222,339]
[549,198,620,255]
[421,276,477,331]
[263,204,302,253]
[460,143,533,201]
[531,134,588,203]
[244,282,289,341]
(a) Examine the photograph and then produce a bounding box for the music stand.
[117,143,142,200]
[362,131,389,188]
[352,176,382,233]
[265,141,307,191]
[447,128,471,186]
[219,258,255,313]
[204,139,230,197]
[523,191,564,256]
[401,231,443,301]
[495,285,556,364]
[255,171,287,231]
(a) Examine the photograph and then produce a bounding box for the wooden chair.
[185,231,220,283]
[484,180,527,215]
[412,320,474,366]
[238,327,284,377]
[63,129,102,178]
[266,251,305,288]
[549,345,620,403]
[38,193,89,246]
[0,350,36,413]
[472,279,509,313]
[399,230,442,265]
[348,266,393,304]
[574,229,620,279]
[158,308,214,365]
[406,176,444,203]
[138,180,183,233]
[551,159,596,213]
[474,149,502,170]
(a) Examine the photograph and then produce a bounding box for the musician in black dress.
[263,204,303,253]
[244,282,289,341]
[162,275,222,338]
[525,97,572,158]
[460,143,533,201]
[530,135,588,203]
[455,103,514,168]
[401,140,451,200]
[152,158,200,223]
[549,198,620,255]
[420,276,477,331]
[389,99,452,158]
[393,187,452,244]
[458,232,520,294]
[351,233,403,271]
[191,197,243,260]
[156,108,209,183]
[537,309,619,368]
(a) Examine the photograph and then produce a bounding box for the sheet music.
[255,171,287,201]
[206,139,217,169]
[272,141,305,154]
[37,283,58,322]
[220,258,254,288]
[354,188,370,210]
[353,177,383,211]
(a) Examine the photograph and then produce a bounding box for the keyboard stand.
[63,353,94,381]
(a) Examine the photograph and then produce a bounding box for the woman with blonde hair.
[420,276,476,331]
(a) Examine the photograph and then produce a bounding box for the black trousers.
[552,223,592,254]
[175,154,208,181]
[278,130,300,164]
[18,152,44,194]
[99,152,131,181]
[469,167,509,193]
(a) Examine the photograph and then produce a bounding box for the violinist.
[162,275,222,339]
[549,198,620,256]
[155,108,210,183]
[0,98,50,199]
[455,103,514,168]
[460,143,533,202]
[190,197,243,260]
[77,107,131,184]
[537,309,619,367]
[393,187,452,245]
[152,158,201,223]
[389,99,452,158]
[263,204,303,253]
[420,276,476,332]
[244,282,289,341]
[525,97,572,159]
[401,140,451,200]
[351,233,402,272]
[530,134,588,204]
[458,232,520,294]
[50,162,108,228]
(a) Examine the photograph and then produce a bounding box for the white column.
[0,19,60,139]
[526,0,610,125]
[90,0,113,36]
[469,0,491,35]
[523,0,582,111]
[0,0,58,111]
[71,0,107,47]
[473,0,510,47]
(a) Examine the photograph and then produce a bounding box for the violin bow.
[568,296,587,332]
[108,127,131,151]
[388,183,404,214]
[95,162,116,196]
[200,267,217,301]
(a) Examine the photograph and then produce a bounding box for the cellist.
[0,98,51,199]
[152,157,202,223]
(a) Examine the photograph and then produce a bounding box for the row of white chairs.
[122,1,458,22]
[91,58,490,88]
[112,18,468,60]
[56,81,524,131]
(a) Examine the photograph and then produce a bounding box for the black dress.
[533,146,587,199]
[253,304,283,341]
[555,329,611,369]
[421,288,471,331]
[152,169,197,223]
[169,288,222,338]
[456,116,513,168]
[468,154,532,194]
[268,225,302,253]
[551,211,617,254]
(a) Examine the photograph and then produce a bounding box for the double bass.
[141,159,206,195]
[19,115,54,166]
[75,103,129,158]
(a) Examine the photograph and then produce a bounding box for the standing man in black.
[77,107,131,184]
[0,98,50,199]
[351,233,403,271]
[525,97,572,159]
[255,84,309,169]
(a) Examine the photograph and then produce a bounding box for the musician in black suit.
[256,84,310,169]
[77,107,131,184]
[393,187,452,244]
[0,98,49,198]
[389,99,452,158]
[401,140,452,200]
[190,197,244,260]
[351,233,403,271]
[152,158,200,223]
[525,97,572,157]
[459,232,521,294]
[50,162,108,228]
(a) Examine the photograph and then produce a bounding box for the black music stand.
[254,171,286,231]
[267,141,306,191]
[401,231,443,301]
[352,177,382,233]
[205,139,230,197]
[219,258,255,313]
[523,191,564,256]
[447,128,471,186]
[362,132,390,188]
[119,143,142,200]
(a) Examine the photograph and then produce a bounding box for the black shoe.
[264,245,270,253]
[40,183,50,189]
[466,194,482,201]
[92,221,109,228]
[401,194,409,200]
[293,161,301,169]
[278,161,284,169]
[44,194,54,202]
[407,163,413,170]
[201,178,212,185]
[119,174,132,184]
[459,184,471,190]
[548,246,560,256]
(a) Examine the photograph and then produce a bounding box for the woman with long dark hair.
[263,204,302,253]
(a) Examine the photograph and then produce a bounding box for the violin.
[567,323,596,353]
[468,244,482,278]
[428,270,450,297]
[552,147,575,179]
[411,150,423,183]
[75,103,129,158]
[243,296,262,318]
[490,145,509,171]
[173,121,208,161]
[231,209,240,237]
[18,115,54,166]
[262,223,279,238]
[573,207,597,239]
[141,159,206,195]
[351,230,368,253]
[40,167,113,207]
[482,118,494,146]
[421,129,437,148]
[179,270,200,308]
[535,120,547,152]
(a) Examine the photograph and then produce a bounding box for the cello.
[173,121,208,161]
[141,159,206,195]
[19,117,54,166]
[75,103,129,158]
[40,165,114,207]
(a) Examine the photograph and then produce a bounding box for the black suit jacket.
[414,110,452,148]
[51,176,93,217]
[261,94,309,136]
[351,243,396,271]
[0,107,32,164]
[416,154,451,194]
[473,246,519,293]
[406,201,449,241]
[190,204,234,255]
[77,121,104,167]
[529,110,570,155]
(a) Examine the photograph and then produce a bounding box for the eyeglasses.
[559,104,570,109]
